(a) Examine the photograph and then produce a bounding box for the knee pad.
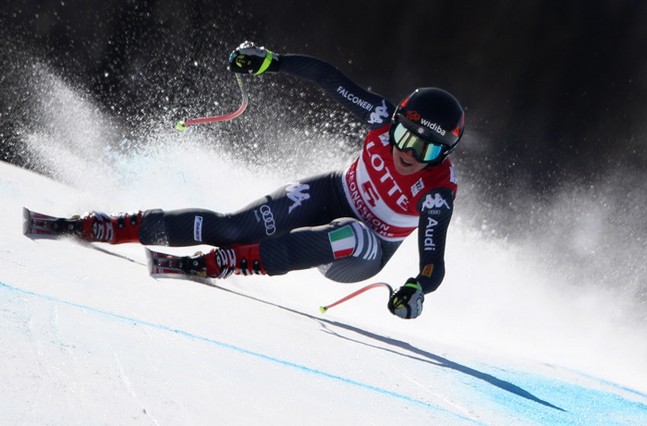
[139,209,167,245]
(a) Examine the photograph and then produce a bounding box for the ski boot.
[24,207,141,244]
[147,243,265,278]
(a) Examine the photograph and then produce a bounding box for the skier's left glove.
[388,278,424,319]
[228,41,279,75]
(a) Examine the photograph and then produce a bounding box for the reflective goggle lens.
[392,123,444,162]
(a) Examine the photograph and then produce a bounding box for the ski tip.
[175,120,187,131]
[319,306,328,314]
[22,207,31,236]
[145,248,154,271]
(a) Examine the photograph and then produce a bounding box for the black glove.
[388,278,424,319]
[228,41,279,75]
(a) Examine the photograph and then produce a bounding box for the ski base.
[23,207,81,239]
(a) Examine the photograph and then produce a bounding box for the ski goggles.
[390,116,449,163]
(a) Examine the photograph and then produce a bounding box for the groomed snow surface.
[1,151,646,426]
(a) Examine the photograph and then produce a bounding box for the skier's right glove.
[228,41,279,75]
[388,278,424,319]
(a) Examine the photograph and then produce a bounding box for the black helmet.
[390,87,465,165]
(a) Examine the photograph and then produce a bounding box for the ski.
[24,208,210,278]
[23,207,81,239]
[146,249,208,278]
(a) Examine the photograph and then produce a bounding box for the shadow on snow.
[198,278,566,412]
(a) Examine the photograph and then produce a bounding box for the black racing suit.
[139,55,456,293]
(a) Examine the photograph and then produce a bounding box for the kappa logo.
[286,182,311,214]
[368,99,389,125]
[421,193,450,211]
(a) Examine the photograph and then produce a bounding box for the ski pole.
[319,282,394,314]
[176,73,248,131]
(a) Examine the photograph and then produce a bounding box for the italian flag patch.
[328,225,356,259]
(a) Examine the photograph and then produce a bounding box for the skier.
[33,42,465,320]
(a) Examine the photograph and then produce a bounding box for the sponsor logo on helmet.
[405,111,447,136]
[405,110,421,121]
[420,118,446,136]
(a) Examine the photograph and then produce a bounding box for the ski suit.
[139,55,457,293]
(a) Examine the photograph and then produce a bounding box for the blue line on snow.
[0,281,482,425]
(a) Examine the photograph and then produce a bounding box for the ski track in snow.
[1,150,647,425]
[113,350,161,426]
[2,263,647,426]
[0,280,482,425]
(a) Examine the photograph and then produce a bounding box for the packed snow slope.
[1,158,647,426]
[1,65,647,425]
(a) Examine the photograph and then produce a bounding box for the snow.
[1,71,646,425]
[1,162,646,425]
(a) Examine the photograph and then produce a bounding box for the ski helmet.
[390,87,465,166]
